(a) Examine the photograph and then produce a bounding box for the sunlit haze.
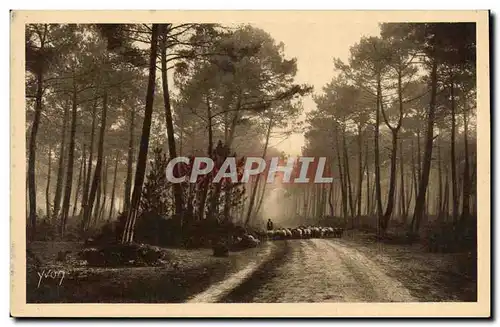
[254,21,381,155]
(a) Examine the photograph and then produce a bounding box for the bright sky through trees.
[255,21,381,155]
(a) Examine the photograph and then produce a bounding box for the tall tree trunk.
[370,181,377,216]
[223,184,233,223]
[374,75,383,231]
[80,147,87,214]
[321,184,327,218]
[254,177,269,221]
[381,128,398,230]
[160,24,184,220]
[245,116,273,225]
[122,24,159,244]
[461,93,471,223]
[71,144,86,219]
[53,99,69,221]
[437,137,443,219]
[59,83,78,238]
[93,158,102,227]
[411,139,418,206]
[81,98,98,216]
[328,180,334,217]
[196,96,214,221]
[365,142,370,216]
[380,69,404,232]
[412,56,438,233]
[27,26,47,241]
[335,129,348,222]
[99,157,109,222]
[83,92,108,231]
[123,106,135,213]
[450,79,458,224]
[416,129,422,183]
[406,174,413,217]
[45,146,52,220]
[207,96,242,222]
[399,139,407,222]
[356,125,363,219]
[312,185,317,219]
[60,81,78,237]
[470,157,477,216]
[108,151,119,221]
[442,166,450,220]
[343,128,355,218]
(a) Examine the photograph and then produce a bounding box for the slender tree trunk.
[416,129,422,183]
[122,24,159,244]
[108,151,119,221]
[253,181,269,220]
[399,140,407,222]
[335,128,348,222]
[437,137,443,219]
[45,146,52,220]
[411,139,418,205]
[380,69,404,231]
[381,128,398,230]
[365,143,370,216]
[99,157,109,222]
[160,24,184,220]
[60,81,78,237]
[81,98,98,216]
[80,147,87,211]
[53,99,70,221]
[83,91,108,231]
[246,116,273,225]
[343,129,355,218]
[470,157,477,216]
[374,75,383,231]
[406,174,413,217]
[370,181,377,216]
[27,27,48,241]
[461,94,471,223]
[450,79,458,224]
[123,106,135,213]
[93,158,102,227]
[207,96,241,222]
[443,166,450,220]
[412,56,438,233]
[356,125,363,219]
[312,185,317,219]
[197,97,214,221]
[328,179,334,217]
[71,144,86,219]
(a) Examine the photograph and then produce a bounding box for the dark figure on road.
[267,219,274,231]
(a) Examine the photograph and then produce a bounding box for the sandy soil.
[26,241,276,303]
[26,234,476,303]
[223,239,417,303]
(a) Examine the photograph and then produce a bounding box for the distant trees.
[26,24,149,240]
[303,23,476,236]
[25,22,476,245]
[25,23,309,244]
[26,24,76,240]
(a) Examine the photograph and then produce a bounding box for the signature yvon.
[37,269,65,288]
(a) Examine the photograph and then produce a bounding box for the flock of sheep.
[265,226,345,241]
[225,225,345,254]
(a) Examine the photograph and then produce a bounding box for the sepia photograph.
[10,10,490,317]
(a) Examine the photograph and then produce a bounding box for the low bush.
[212,242,229,257]
[78,243,167,267]
[230,234,260,251]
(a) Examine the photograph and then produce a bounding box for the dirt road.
[220,239,418,303]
